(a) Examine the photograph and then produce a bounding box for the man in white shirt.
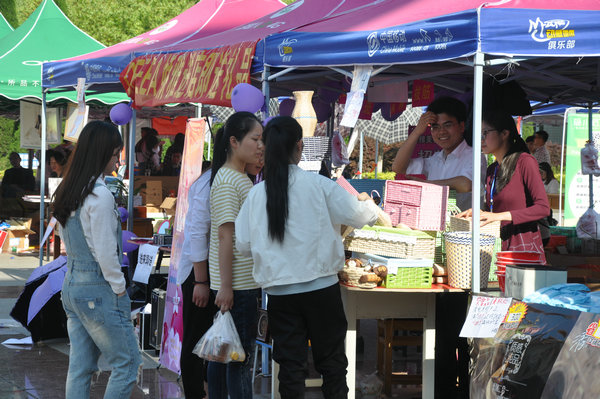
[391,96,478,398]
[391,96,486,211]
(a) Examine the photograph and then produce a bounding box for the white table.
[340,284,465,399]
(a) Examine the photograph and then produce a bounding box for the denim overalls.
[61,189,141,399]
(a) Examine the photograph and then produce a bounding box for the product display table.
[340,284,465,399]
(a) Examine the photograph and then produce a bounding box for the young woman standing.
[458,109,550,261]
[235,116,380,398]
[52,121,141,398]
[208,112,264,399]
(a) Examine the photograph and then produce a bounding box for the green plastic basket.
[384,266,433,289]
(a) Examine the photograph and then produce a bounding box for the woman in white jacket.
[236,116,379,399]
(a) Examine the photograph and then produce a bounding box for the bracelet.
[194,280,209,285]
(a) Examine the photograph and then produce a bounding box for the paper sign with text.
[133,244,159,284]
[460,296,512,338]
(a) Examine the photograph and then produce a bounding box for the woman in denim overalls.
[53,121,141,398]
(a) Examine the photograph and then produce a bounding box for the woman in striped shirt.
[208,111,264,399]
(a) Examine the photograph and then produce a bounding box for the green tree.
[0,118,23,177]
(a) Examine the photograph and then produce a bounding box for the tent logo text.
[278,38,296,62]
[528,18,572,42]
[367,32,380,57]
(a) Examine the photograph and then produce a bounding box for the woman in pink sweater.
[459,109,550,262]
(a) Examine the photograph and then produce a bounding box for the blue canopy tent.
[256,0,600,302]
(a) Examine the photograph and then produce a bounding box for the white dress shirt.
[76,177,125,294]
[235,165,379,290]
[176,171,212,285]
[406,139,487,210]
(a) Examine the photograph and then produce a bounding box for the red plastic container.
[496,251,544,263]
[496,271,506,293]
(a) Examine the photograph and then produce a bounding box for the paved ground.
[0,252,422,398]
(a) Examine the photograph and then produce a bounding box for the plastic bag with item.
[576,207,600,239]
[332,130,349,166]
[192,311,246,363]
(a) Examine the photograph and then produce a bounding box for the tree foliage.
[1,0,198,45]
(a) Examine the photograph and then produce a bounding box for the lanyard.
[490,165,498,212]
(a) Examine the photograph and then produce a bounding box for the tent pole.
[558,108,570,226]
[262,66,270,119]
[471,51,484,294]
[588,103,594,210]
[374,140,379,179]
[127,109,136,233]
[359,130,363,179]
[39,91,48,266]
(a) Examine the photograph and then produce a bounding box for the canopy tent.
[116,0,382,108]
[42,0,287,93]
[0,12,13,39]
[258,0,600,307]
[0,0,125,104]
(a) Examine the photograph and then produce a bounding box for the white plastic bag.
[581,141,600,176]
[332,131,349,166]
[576,207,600,239]
[192,311,246,363]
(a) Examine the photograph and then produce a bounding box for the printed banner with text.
[120,41,257,108]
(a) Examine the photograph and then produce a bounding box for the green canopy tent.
[0,0,128,264]
[0,0,125,104]
[0,13,14,39]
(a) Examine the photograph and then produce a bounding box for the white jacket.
[236,165,379,289]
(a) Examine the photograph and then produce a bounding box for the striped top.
[209,166,257,290]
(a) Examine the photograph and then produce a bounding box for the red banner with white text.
[120,41,257,108]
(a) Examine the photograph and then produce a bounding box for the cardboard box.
[1,228,35,253]
[133,176,179,205]
[160,197,177,217]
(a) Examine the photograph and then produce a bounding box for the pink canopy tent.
[43,0,286,90]
[117,0,384,108]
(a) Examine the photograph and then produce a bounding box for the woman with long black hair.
[458,109,550,261]
[235,116,380,398]
[207,112,264,399]
[52,121,141,398]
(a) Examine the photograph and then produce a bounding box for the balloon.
[117,207,128,223]
[231,83,264,113]
[109,103,133,125]
[122,230,138,253]
[279,98,295,116]
[262,116,274,126]
[317,86,340,104]
[342,76,352,92]
[312,98,332,123]
[381,103,400,121]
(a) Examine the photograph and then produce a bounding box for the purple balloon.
[381,103,401,122]
[279,98,295,116]
[262,116,274,126]
[122,230,139,253]
[342,76,352,92]
[317,86,340,104]
[110,103,133,125]
[117,207,129,223]
[231,83,264,113]
[313,99,332,123]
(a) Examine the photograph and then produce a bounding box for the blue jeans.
[208,288,260,399]
[62,260,142,399]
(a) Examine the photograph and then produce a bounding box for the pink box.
[384,180,448,231]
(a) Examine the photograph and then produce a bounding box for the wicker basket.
[384,180,448,231]
[344,226,435,259]
[449,216,501,237]
[301,136,331,161]
[338,265,377,289]
[444,231,496,289]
